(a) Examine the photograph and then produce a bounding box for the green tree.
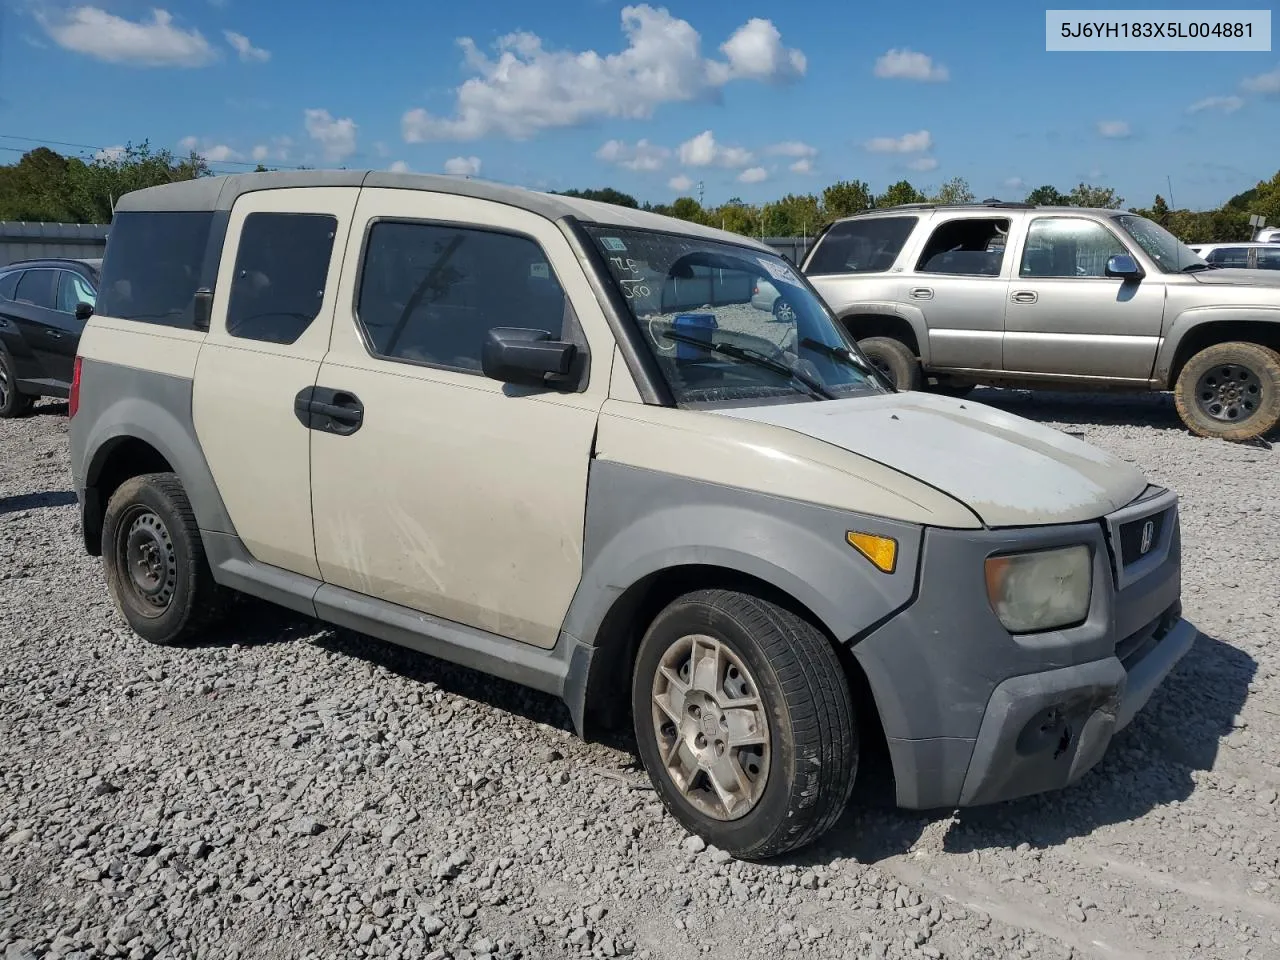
[1025,184,1068,206]
[877,180,926,207]
[669,196,706,223]
[761,193,821,237]
[930,177,975,205]
[0,147,84,221]
[1151,194,1170,223]
[554,187,639,208]
[1065,183,1124,209]
[820,179,872,221]
[712,200,760,236]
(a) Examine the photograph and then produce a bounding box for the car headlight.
[984,544,1092,634]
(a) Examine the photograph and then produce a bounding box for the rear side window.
[356,221,569,374]
[0,271,20,301]
[96,211,215,327]
[1205,247,1249,268]
[916,218,1009,276]
[805,217,916,275]
[226,213,337,344]
[15,269,58,308]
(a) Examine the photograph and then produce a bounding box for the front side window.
[1113,214,1206,273]
[916,218,1009,276]
[1204,247,1250,269]
[1020,218,1129,278]
[96,211,215,327]
[15,269,57,309]
[586,226,885,406]
[57,272,97,313]
[0,271,20,301]
[1257,247,1280,271]
[805,217,916,275]
[356,221,570,373]
[226,213,337,344]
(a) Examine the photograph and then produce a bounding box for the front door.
[1003,216,1167,382]
[308,188,613,649]
[191,187,359,578]
[10,269,69,389]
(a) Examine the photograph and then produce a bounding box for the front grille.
[1116,604,1179,671]
[1116,508,1169,568]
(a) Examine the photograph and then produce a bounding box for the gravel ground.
[1,390,1277,960]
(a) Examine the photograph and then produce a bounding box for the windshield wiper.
[662,330,834,400]
[799,337,895,391]
[1180,262,1212,273]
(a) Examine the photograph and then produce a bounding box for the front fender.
[1156,305,1280,385]
[839,300,932,366]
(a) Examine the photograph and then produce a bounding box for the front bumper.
[851,487,1191,810]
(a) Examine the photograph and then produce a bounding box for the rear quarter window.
[805,217,917,276]
[96,211,216,328]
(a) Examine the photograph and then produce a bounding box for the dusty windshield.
[585,226,885,405]
[1113,215,1207,273]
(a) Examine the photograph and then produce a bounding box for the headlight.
[984,545,1092,634]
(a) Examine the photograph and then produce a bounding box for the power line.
[0,132,314,172]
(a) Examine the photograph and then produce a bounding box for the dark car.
[0,257,100,417]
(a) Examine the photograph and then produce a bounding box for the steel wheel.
[117,506,179,612]
[0,362,9,410]
[1195,363,1263,423]
[650,633,770,821]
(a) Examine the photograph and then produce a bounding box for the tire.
[1173,341,1280,442]
[632,589,857,860]
[856,336,921,391]
[772,298,797,324]
[0,349,34,418]
[102,473,223,645]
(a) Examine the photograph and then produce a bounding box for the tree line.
[2,142,1277,245]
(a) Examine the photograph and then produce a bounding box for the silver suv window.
[805,217,916,275]
[915,218,1008,276]
[1019,218,1128,278]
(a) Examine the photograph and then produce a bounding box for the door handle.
[1011,290,1038,304]
[46,330,64,339]
[909,287,934,300]
[294,387,364,436]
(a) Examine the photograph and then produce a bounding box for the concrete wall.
[0,222,109,268]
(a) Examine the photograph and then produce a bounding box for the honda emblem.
[1139,519,1155,556]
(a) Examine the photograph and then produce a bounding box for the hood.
[1191,268,1280,288]
[711,392,1148,528]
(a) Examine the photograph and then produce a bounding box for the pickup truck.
[798,202,1280,441]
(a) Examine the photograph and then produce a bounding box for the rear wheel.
[632,589,857,860]
[856,336,921,391]
[0,350,34,418]
[1174,341,1280,441]
[102,473,223,645]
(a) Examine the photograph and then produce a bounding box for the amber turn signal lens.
[846,531,897,573]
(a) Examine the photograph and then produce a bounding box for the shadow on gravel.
[0,489,78,515]
[968,387,1190,433]
[813,628,1256,866]
[31,400,69,417]
[186,597,325,649]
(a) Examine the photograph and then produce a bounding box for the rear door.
[191,188,358,578]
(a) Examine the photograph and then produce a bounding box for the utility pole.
[1166,175,1176,211]
[697,181,704,207]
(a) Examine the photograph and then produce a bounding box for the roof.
[0,256,102,272]
[834,202,1130,222]
[113,170,772,252]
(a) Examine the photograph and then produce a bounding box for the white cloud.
[668,174,694,192]
[225,31,269,63]
[1004,177,1026,191]
[873,48,949,82]
[444,155,482,176]
[737,166,768,184]
[95,145,126,161]
[178,135,199,152]
[249,139,291,163]
[1187,95,1244,114]
[388,160,412,174]
[908,157,939,172]
[766,140,817,158]
[40,7,216,67]
[251,145,270,162]
[1097,120,1131,138]
[401,5,805,142]
[865,130,932,154]
[1242,66,1280,95]
[595,138,670,172]
[176,137,242,162]
[678,130,752,168]
[305,109,358,162]
[790,158,813,174]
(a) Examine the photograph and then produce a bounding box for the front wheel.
[1173,341,1280,441]
[102,473,223,645]
[0,349,34,418]
[632,589,857,860]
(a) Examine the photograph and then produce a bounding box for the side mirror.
[482,327,577,389]
[74,302,94,321]
[192,288,214,331]
[1105,254,1143,279]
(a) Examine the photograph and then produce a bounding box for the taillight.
[69,356,82,418]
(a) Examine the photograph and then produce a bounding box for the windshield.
[1113,215,1207,273]
[585,226,885,405]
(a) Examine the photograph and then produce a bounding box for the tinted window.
[1020,218,1128,278]
[96,211,215,327]
[805,217,916,275]
[1257,248,1280,270]
[226,213,337,344]
[0,271,20,301]
[57,271,97,313]
[916,218,1009,276]
[15,269,58,308]
[1205,247,1249,268]
[356,221,569,373]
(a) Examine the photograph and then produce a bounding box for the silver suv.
[801,202,1280,441]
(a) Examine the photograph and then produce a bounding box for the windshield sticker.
[600,236,627,252]
[530,262,549,279]
[757,257,800,286]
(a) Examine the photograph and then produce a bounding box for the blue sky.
[1,0,1277,210]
